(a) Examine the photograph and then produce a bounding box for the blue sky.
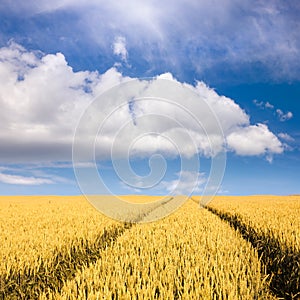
[0,0,299,196]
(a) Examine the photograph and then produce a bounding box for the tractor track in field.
[0,197,174,300]
[0,224,128,300]
[190,197,300,300]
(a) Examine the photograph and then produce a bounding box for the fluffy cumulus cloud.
[226,124,282,156]
[0,43,284,165]
[0,42,130,162]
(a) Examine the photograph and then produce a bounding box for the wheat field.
[0,195,299,299]
[205,195,300,299]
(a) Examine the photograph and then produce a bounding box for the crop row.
[43,201,273,299]
[205,196,300,299]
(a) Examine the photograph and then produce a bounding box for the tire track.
[0,197,174,300]
[190,197,300,300]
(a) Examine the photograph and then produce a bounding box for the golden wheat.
[206,195,300,299]
[43,200,273,299]
[2,196,291,299]
[208,195,300,251]
[0,196,120,298]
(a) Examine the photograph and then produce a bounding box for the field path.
[195,196,300,300]
[0,195,175,299]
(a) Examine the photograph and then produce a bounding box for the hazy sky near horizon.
[0,0,299,195]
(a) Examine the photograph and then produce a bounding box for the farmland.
[205,195,300,299]
[0,195,299,299]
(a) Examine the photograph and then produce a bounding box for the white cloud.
[253,99,293,122]
[0,173,54,185]
[113,36,128,62]
[276,109,293,121]
[265,101,274,109]
[0,165,74,185]
[157,72,175,80]
[226,123,283,157]
[253,99,264,108]
[266,154,273,164]
[253,99,274,110]
[0,43,284,164]
[0,43,131,163]
[278,133,294,142]
[160,171,206,195]
[4,0,300,82]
